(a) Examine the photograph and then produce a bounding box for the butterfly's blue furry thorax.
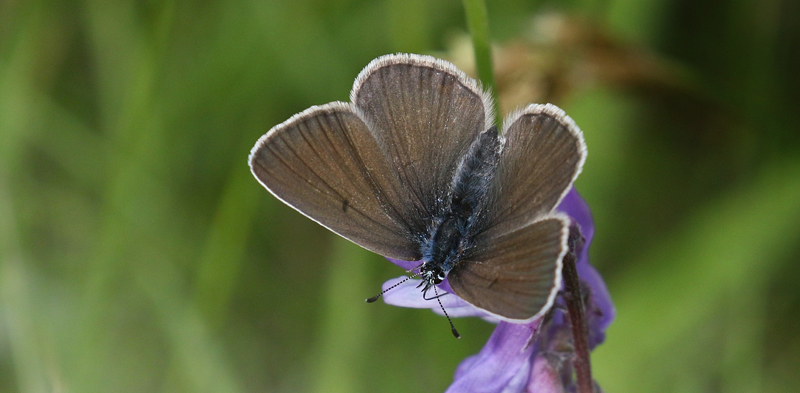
[418,126,502,284]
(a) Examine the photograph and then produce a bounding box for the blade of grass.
[0,3,57,391]
[77,1,171,390]
[194,163,263,328]
[462,0,500,125]
[139,256,244,393]
[310,240,373,393]
[0,184,52,393]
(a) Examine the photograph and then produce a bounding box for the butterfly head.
[419,263,446,286]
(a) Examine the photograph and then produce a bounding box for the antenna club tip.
[366,296,380,303]
[452,328,461,339]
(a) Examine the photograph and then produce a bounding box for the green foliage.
[1,0,799,392]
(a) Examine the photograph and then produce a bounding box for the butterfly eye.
[433,270,445,284]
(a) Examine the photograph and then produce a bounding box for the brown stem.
[563,225,593,393]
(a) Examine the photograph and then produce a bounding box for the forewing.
[351,54,494,219]
[249,102,421,261]
[481,104,586,239]
[447,214,569,322]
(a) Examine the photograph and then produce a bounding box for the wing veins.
[264,130,404,235]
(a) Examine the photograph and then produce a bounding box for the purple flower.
[383,188,614,392]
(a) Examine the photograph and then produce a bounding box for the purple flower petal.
[381,277,500,321]
[447,321,540,393]
[385,257,421,271]
[577,262,615,347]
[556,188,594,244]
[525,355,566,393]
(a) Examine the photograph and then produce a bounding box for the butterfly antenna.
[366,262,425,303]
[366,274,418,303]
[433,285,460,339]
[422,290,449,300]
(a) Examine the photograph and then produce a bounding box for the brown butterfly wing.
[351,54,494,222]
[480,104,586,240]
[448,214,570,322]
[249,102,420,260]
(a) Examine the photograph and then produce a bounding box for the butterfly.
[249,53,585,326]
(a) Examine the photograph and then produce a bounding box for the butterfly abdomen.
[449,125,502,237]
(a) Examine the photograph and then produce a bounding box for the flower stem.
[564,225,594,393]
[461,0,500,125]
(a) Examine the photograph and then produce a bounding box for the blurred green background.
[1,0,799,392]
